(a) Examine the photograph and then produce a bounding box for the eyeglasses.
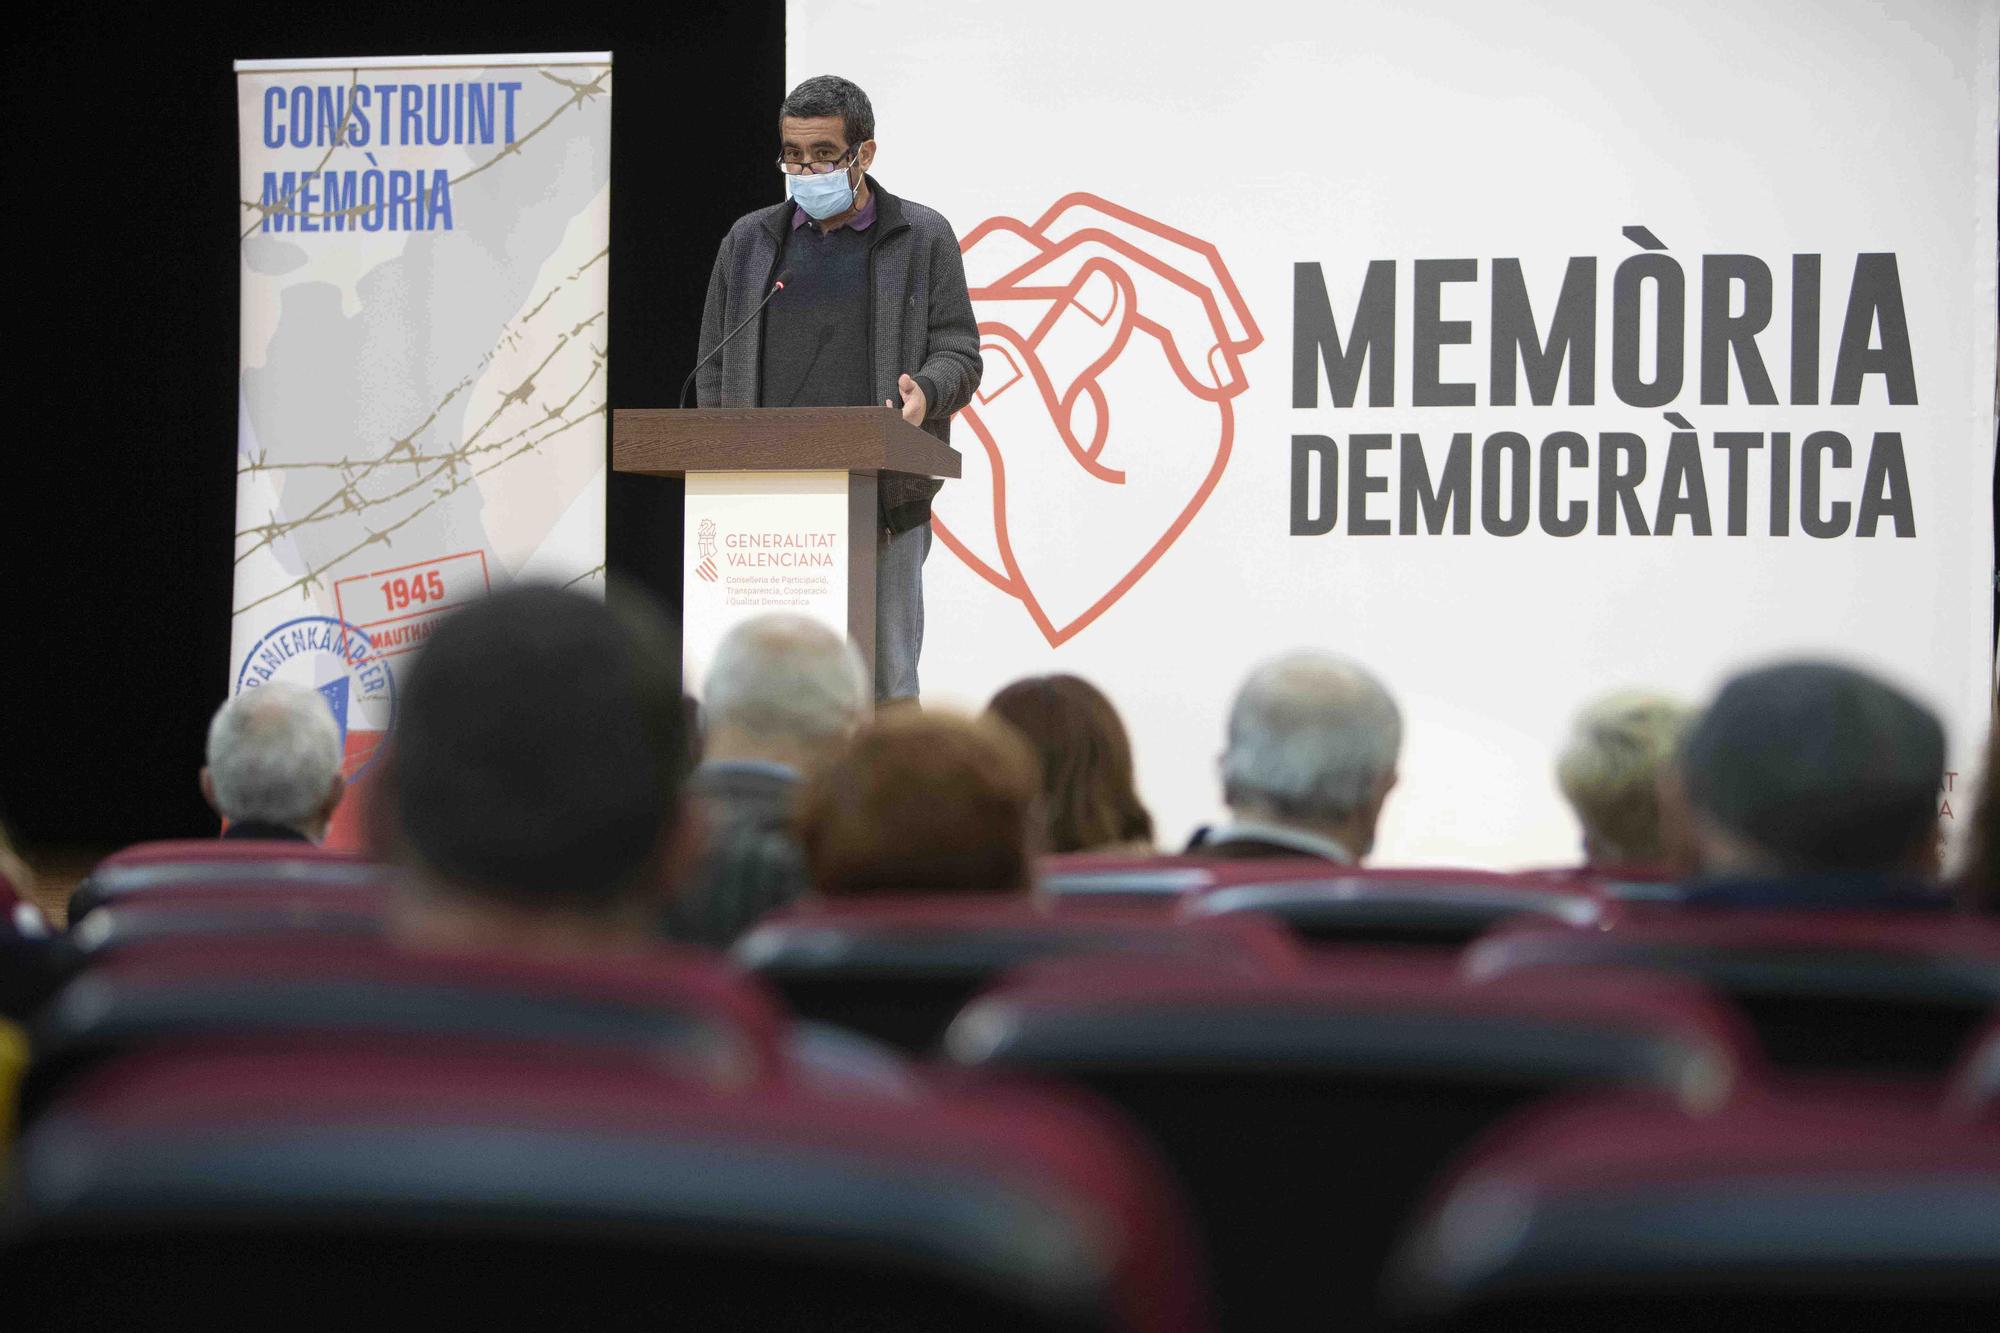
[776,145,861,176]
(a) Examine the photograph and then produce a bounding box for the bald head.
[701,615,869,768]
[1222,651,1402,854]
[202,683,345,840]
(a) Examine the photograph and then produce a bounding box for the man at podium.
[696,75,981,702]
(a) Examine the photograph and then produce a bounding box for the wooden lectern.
[612,407,962,684]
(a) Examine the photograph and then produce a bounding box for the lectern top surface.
[611,407,961,480]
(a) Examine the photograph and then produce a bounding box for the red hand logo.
[934,194,1261,645]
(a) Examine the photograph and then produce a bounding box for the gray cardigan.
[696,178,982,533]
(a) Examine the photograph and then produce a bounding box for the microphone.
[680,274,789,408]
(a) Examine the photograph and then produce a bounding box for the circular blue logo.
[235,616,396,771]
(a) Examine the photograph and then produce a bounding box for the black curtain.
[1,1,784,846]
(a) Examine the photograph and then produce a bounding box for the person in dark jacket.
[1665,660,1952,910]
[377,587,914,1094]
[696,74,981,703]
[669,614,870,947]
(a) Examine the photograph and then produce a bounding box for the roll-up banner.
[792,0,2000,864]
[232,53,611,845]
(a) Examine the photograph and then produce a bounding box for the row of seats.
[21,842,2000,1108]
[745,889,2000,1079]
[9,1044,1206,1332]
[4,839,1999,1329]
[50,846,2000,1077]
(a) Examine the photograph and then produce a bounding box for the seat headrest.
[14,1044,1210,1333]
[1187,873,1602,940]
[1387,1087,2000,1317]
[32,936,787,1091]
[1470,911,2000,1003]
[1037,853,1340,901]
[735,894,1300,977]
[70,843,388,922]
[949,953,1750,1105]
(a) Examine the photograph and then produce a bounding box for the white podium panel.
[683,470,852,696]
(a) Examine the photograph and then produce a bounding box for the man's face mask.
[788,156,859,219]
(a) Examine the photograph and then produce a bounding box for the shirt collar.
[791,188,877,233]
[1205,820,1355,864]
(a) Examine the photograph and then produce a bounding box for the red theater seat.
[68,839,387,923]
[1468,910,2000,1075]
[1037,852,1343,907]
[1387,1088,2000,1331]
[945,954,1752,1331]
[1185,867,1602,948]
[733,896,1299,1052]
[23,937,787,1124]
[2,1046,1210,1333]
[1522,861,1681,902]
[57,882,394,968]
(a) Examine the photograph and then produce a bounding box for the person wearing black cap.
[1665,660,1952,910]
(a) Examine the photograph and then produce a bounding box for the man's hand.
[887,372,927,425]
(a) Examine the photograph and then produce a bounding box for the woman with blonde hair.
[1556,690,1692,868]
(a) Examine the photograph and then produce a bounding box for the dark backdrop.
[1,1,784,848]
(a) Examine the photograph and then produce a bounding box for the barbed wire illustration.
[235,302,603,554]
[234,244,605,492]
[232,382,605,618]
[233,307,605,615]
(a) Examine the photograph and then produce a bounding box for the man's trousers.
[874,520,931,702]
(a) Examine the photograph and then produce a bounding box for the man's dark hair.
[780,75,874,147]
[385,583,686,912]
[1678,661,1944,873]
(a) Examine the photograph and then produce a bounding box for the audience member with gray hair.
[1189,650,1402,864]
[1556,691,1691,867]
[702,615,872,769]
[200,683,345,842]
[1667,660,1951,909]
[668,614,871,945]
